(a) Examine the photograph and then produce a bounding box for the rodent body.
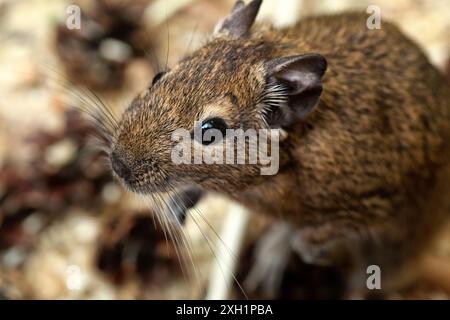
[234,13,450,290]
[110,1,450,293]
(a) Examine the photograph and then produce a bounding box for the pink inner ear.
[265,54,327,127]
[270,54,326,94]
[271,54,327,78]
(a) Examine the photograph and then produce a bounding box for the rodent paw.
[291,233,348,266]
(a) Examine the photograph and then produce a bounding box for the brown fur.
[112,11,450,293]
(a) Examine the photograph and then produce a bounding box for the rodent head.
[110,0,327,195]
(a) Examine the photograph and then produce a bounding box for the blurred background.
[0,0,450,299]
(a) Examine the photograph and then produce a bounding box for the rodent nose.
[110,152,132,180]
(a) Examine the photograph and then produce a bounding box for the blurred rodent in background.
[100,0,450,297]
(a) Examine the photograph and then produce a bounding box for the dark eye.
[194,117,228,145]
[151,71,166,86]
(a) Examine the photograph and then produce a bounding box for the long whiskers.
[44,64,119,129]
[142,186,199,287]
[157,186,203,285]
[166,183,248,299]
[23,59,248,299]
[39,64,118,152]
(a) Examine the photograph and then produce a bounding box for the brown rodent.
[107,0,450,294]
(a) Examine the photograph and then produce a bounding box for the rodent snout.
[110,151,132,181]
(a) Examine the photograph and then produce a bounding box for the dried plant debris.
[446,56,450,86]
[1,111,107,216]
[55,0,154,90]
[0,268,31,300]
[0,111,107,249]
[97,214,180,286]
[0,111,108,297]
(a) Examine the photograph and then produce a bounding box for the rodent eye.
[151,71,167,86]
[193,117,228,146]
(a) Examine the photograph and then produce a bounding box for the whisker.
[42,63,118,123]
[164,3,170,71]
[154,191,193,283]
[192,209,248,299]
[137,40,162,74]
[40,63,119,138]
[158,186,202,285]
[166,184,248,299]
[146,187,192,283]
[184,22,199,57]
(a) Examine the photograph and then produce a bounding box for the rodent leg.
[290,229,351,267]
[244,222,294,298]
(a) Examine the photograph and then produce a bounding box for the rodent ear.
[265,53,327,127]
[214,0,262,38]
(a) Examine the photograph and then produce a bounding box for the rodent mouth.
[116,172,171,195]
